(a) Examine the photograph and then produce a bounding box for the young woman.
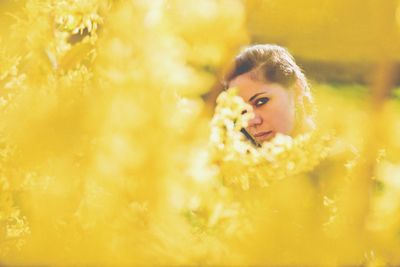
[207,44,378,265]
[224,44,315,143]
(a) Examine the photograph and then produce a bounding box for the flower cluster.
[210,87,254,154]
[0,48,27,110]
[210,87,331,190]
[54,0,106,35]
[0,176,30,257]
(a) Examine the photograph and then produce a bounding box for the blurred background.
[0,0,399,266]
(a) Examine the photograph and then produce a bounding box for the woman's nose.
[248,113,262,128]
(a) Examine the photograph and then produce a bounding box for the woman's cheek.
[270,107,292,134]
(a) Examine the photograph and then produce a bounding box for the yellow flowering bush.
[0,0,399,266]
[210,88,331,190]
[0,0,247,265]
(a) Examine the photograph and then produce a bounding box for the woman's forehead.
[230,72,265,88]
[230,73,272,95]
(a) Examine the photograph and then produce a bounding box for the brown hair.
[225,44,315,134]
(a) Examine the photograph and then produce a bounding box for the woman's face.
[229,72,295,143]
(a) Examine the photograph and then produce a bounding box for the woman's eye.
[254,97,269,107]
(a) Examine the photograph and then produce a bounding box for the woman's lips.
[253,131,273,138]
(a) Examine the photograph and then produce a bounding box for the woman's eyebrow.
[248,92,267,102]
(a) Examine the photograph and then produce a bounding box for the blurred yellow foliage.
[0,0,399,266]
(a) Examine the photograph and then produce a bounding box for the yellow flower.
[210,88,332,189]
